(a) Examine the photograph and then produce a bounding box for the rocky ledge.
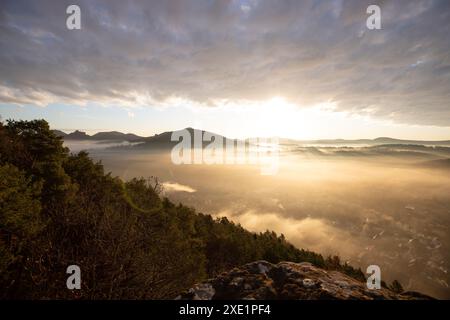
[177,261,433,300]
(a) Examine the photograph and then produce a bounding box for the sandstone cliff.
[177,261,433,300]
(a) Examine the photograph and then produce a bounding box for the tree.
[1,119,73,210]
[0,164,43,298]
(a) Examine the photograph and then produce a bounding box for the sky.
[0,0,450,139]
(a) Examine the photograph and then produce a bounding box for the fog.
[65,141,450,299]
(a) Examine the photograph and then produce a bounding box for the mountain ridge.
[53,129,144,142]
[53,128,450,146]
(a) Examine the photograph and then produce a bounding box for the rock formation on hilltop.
[177,261,433,300]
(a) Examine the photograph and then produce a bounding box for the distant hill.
[91,131,143,141]
[372,137,450,146]
[281,137,450,146]
[53,128,450,147]
[53,127,236,149]
[135,127,237,149]
[65,130,91,140]
[53,130,144,142]
[51,129,67,137]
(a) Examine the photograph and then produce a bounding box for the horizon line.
[53,127,450,142]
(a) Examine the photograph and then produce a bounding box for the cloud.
[215,209,361,258]
[163,181,196,193]
[0,0,449,125]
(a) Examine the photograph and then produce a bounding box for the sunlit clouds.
[1,0,450,138]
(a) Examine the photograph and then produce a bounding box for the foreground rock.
[177,261,433,300]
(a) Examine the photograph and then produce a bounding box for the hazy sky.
[1,0,450,139]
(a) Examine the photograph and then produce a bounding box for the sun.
[249,97,309,138]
